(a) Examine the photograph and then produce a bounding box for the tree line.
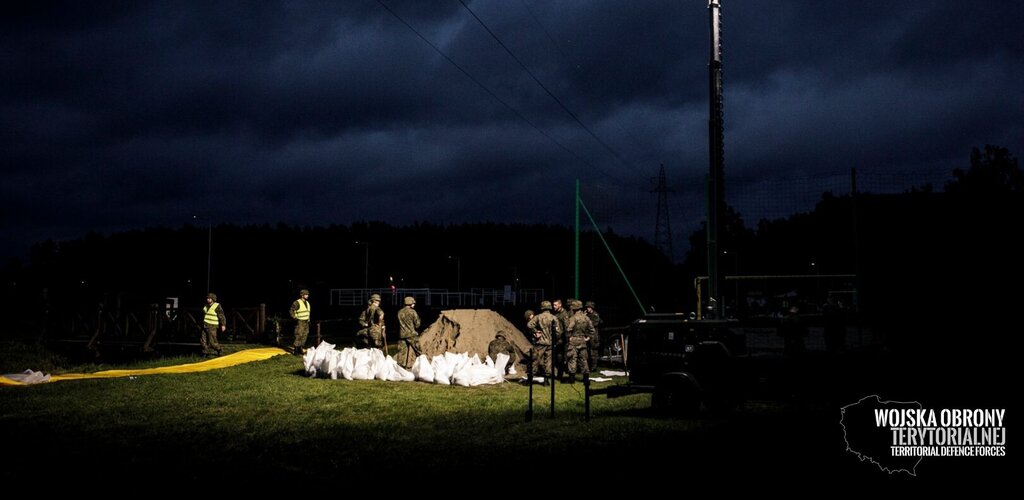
[2,145,1020,357]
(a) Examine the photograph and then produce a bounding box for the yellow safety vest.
[295,299,310,321]
[204,303,220,325]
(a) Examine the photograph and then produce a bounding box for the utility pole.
[707,0,725,318]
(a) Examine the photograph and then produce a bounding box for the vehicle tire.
[652,377,701,417]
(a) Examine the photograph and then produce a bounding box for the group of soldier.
[523,298,602,384]
[349,292,424,370]
[199,290,602,384]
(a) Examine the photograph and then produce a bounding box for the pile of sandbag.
[303,341,509,387]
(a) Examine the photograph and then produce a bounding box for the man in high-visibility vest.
[290,289,311,356]
[202,292,226,356]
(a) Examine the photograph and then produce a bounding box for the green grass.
[0,342,954,487]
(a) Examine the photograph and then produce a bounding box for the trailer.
[589,314,748,416]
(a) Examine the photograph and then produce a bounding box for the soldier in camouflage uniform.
[584,300,602,369]
[565,299,595,383]
[396,296,422,369]
[526,300,561,384]
[487,332,517,374]
[358,293,385,350]
[289,289,311,356]
[201,292,226,356]
[552,298,572,381]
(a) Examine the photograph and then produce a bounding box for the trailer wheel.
[652,376,701,417]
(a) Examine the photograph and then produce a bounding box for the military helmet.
[300,289,310,296]
[539,300,552,310]
[404,296,415,305]
[369,293,381,302]
[206,292,217,301]
[570,299,583,310]
[523,309,535,320]
[495,332,506,340]
[585,300,595,308]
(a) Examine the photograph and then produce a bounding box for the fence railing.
[329,287,544,308]
[44,304,266,353]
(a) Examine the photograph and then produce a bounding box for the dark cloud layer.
[3,0,1022,261]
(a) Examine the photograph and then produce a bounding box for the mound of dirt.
[418,309,531,374]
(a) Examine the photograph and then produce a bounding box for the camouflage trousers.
[396,336,421,369]
[293,320,309,348]
[566,337,589,374]
[369,326,384,349]
[530,345,552,377]
[357,326,384,350]
[200,323,221,355]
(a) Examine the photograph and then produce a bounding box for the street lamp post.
[355,241,369,289]
[448,255,461,291]
[194,215,212,293]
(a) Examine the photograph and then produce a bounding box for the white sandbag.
[340,347,356,380]
[493,353,508,373]
[313,341,334,364]
[368,349,391,380]
[411,355,434,383]
[387,360,415,382]
[303,348,317,377]
[471,363,504,385]
[452,361,474,387]
[446,352,471,376]
[327,350,340,379]
[454,360,502,386]
[2,369,51,384]
[375,355,395,381]
[351,349,373,380]
[478,353,508,385]
[431,355,451,385]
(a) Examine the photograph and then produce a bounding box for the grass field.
[0,341,1008,489]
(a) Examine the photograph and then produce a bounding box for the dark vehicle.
[597,314,747,415]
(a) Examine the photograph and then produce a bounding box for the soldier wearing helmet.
[396,296,422,368]
[525,299,562,383]
[564,299,595,383]
[488,331,517,375]
[289,289,311,356]
[551,299,572,381]
[358,293,385,349]
[584,300,602,369]
[201,292,226,356]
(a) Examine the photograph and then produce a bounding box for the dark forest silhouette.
[2,145,1020,380]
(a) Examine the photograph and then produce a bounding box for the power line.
[375,0,612,179]
[458,0,634,185]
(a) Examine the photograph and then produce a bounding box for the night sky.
[3,0,1022,261]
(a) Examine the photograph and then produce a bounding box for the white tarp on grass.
[303,342,508,386]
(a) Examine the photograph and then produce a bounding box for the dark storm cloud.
[2,0,1022,261]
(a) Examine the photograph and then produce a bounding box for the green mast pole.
[575,179,580,299]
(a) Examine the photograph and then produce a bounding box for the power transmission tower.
[652,164,675,261]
